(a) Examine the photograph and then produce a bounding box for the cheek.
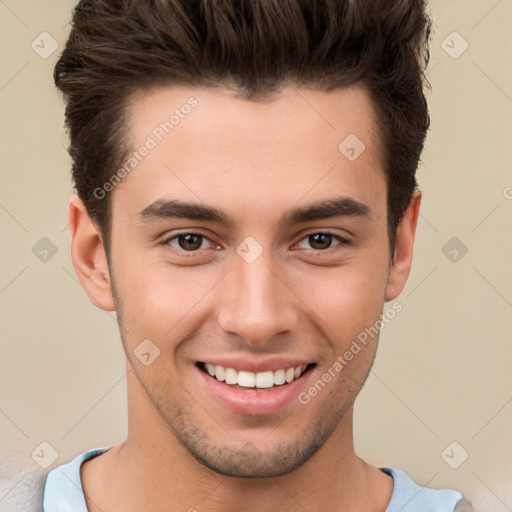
[290,256,389,336]
[113,258,220,340]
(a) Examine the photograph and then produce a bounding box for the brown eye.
[309,233,332,250]
[296,232,345,251]
[178,234,203,250]
[165,233,213,252]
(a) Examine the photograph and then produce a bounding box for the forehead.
[115,84,386,222]
[127,83,382,156]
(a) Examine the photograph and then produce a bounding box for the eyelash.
[162,231,350,257]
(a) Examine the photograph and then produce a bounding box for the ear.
[385,188,421,302]
[69,195,116,311]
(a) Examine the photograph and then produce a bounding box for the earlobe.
[385,189,422,302]
[69,195,116,311]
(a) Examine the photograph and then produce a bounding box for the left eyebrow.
[137,196,371,227]
[279,196,371,225]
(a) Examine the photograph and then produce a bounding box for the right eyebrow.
[138,198,235,227]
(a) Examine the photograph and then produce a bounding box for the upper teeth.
[204,363,308,389]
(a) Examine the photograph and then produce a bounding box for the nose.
[217,248,299,346]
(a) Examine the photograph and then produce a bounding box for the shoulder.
[381,467,473,512]
[42,447,110,512]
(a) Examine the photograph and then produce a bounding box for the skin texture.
[70,85,421,511]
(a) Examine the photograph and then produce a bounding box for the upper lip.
[197,357,314,373]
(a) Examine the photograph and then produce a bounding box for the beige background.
[0,1,511,511]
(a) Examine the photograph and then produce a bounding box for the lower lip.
[197,365,315,416]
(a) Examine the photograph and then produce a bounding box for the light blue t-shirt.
[42,447,469,512]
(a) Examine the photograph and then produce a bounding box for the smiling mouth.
[197,362,316,391]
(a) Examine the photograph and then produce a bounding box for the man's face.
[104,85,401,477]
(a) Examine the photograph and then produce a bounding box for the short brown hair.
[55,0,432,257]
